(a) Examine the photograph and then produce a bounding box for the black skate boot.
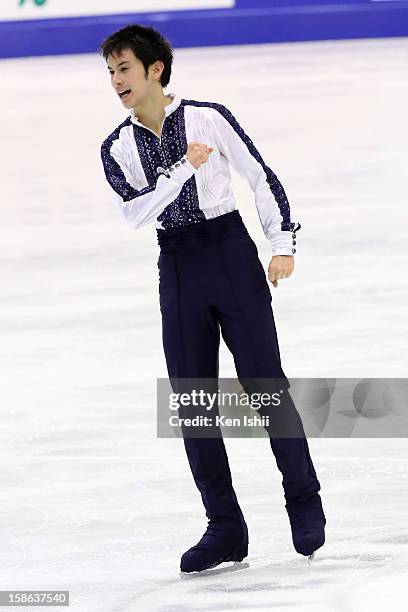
[179,435,249,573]
[285,492,326,557]
[180,514,248,573]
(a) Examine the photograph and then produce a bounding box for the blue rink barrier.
[1,1,408,59]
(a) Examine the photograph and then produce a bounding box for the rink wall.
[1,0,408,59]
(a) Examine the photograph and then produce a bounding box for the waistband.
[156,210,249,253]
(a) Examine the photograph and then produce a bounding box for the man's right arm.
[101,137,198,230]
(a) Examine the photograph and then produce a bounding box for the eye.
[121,67,128,72]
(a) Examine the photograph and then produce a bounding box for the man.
[100,24,326,573]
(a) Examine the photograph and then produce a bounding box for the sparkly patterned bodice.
[133,104,205,230]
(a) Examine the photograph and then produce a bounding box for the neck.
[133,89,173,136]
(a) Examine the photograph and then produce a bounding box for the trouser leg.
[212,235,322,504]
[212,233,325,555]
[158,251,247,529]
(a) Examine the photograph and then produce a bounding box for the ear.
[151,60,164,81]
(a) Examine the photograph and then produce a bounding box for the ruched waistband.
[156,210,249,253]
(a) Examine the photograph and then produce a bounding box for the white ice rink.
[1,37,408,611]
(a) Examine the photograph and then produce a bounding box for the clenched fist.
[186,142,214,169]
[268,255,294,287]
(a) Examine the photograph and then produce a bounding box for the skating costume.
[101,93,326,571]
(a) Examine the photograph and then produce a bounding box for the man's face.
[107,48,154,109]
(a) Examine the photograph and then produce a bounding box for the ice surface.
[1,37,408,611]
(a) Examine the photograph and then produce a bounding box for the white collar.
[130,93,181,126]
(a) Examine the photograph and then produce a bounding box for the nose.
[112,72,122,87]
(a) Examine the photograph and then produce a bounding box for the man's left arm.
[209,104,300,286]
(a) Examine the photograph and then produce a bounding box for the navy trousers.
[157,210,321,528]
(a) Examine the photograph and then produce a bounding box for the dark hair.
[100,24,174,88]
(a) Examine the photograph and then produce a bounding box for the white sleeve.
[209,104,300,256]
[101,137,198,230]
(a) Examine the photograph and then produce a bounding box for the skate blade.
[307,551,316,563]
[179,560,249,579]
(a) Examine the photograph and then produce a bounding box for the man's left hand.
[268,255,294,288]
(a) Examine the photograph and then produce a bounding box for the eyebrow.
[107,60,130,71]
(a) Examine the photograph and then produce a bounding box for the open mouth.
[118,89,131,100]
